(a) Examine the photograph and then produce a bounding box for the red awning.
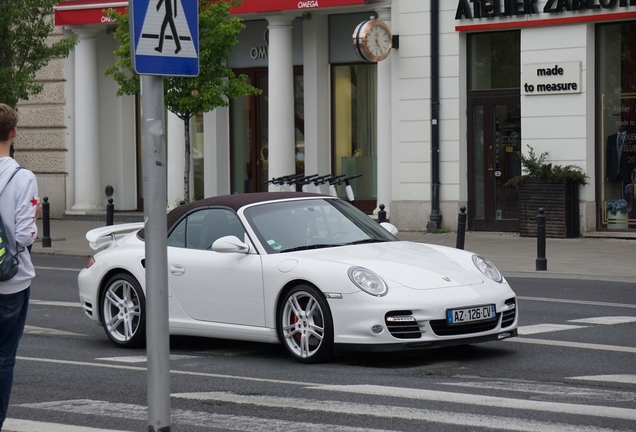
[55,0,367,26]
[55,0,127,26]
[230,0,366,14]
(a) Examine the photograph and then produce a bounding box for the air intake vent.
[385,311,424,339]
[501,298,516,328]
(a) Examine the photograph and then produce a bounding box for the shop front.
[455,0,636,235]
[53,0,387,216]
[226,11,383,214]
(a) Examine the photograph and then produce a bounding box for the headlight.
[347,267,388,297]
[472,255,503,283]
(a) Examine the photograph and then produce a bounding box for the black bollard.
[536,207,547,271]
[106,198,114,226]
[456,206,467,250]
[378,204,387,223]
[42,197,51,248]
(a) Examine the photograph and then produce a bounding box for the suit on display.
[606,127,635,185]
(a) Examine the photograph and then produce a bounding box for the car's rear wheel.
[277,284,334,363]
[100,273,146,348]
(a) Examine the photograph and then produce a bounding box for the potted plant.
[606,199,631,229]
[505,146,588,238]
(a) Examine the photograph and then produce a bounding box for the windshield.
[244,198,397,254]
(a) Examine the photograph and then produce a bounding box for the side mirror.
[212,235,250,254]
[380,222,398,235]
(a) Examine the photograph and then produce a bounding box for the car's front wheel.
[277,284,334,363]
[100,273,146,348]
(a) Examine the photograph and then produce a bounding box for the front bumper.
[327,282,518,348]
[334,329,518,354]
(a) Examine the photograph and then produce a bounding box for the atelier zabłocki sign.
[522,62,581,95]
[456,0,636,20]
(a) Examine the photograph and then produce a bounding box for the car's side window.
[168,209,246,250]
[184,210,207,249]
[195,208,246,250]
[167,219,187,247]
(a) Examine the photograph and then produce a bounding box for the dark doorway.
[467,30,521,231]
[468,91,521,231]
[230,67,304,194]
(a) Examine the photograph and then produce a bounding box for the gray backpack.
[0,167,24,281]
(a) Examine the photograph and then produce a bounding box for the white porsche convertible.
[78,192,517,363]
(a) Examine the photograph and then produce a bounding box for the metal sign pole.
[141,74,171,432]
[130,1,198,428]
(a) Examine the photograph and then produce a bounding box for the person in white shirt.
[0,103,41,431]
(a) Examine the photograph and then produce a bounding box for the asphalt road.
[4,255,636,432]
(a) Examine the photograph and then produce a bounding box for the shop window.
[332,64,377,204]
[597,22,636,230]
[229,68,303,194]
[469,31,520,90]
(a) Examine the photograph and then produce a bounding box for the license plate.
[446,304,496,325]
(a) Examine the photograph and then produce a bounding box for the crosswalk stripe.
[306,384,636,421]
[568,316,636,325]
[23,325,85,337]
[172,391,625,432]
[34,266,83,272]
[95,355,199,363]
[507,337,636,353]
[30,299,81,308]
[569,375,636,385]
[3,418,130,432]
[518,323,587,335]
[440,379,636,402]
[17,399,393,432]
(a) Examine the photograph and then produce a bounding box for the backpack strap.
[0,167,26,255]
[0,167,24,197]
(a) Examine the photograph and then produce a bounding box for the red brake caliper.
[293,298,306,344]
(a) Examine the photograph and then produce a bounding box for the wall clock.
[352,19,393,63]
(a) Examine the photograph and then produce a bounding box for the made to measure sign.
[522,61,581,96]
[130,0,199,76]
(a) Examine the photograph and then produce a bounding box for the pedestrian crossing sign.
[130,0,199,77]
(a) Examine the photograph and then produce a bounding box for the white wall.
[392,0,463,231]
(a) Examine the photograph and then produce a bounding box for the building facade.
[46,0,636,237]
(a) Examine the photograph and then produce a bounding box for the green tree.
[105,0,260,201]
[0,0,78,108]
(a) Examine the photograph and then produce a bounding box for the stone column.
[267,15,295,189]
[71,28,103,211]
[302,14,330,177]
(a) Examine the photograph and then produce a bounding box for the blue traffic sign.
[130,0,199,76]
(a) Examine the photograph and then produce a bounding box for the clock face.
[366,24,392,59]
[353,20,393,63]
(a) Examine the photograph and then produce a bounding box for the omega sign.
[298,0,320,7]
[250,30,269,60]
[522,62,581,95]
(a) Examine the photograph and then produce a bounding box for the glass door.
[468,93,521,231]
[230,67,303,193]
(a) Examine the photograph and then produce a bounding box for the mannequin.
[606,125,634,186]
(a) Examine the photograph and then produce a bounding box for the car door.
[166,208,265,326]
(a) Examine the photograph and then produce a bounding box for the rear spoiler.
[85,222,145,251]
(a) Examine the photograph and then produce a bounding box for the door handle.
[169,264,185,276]
[488,165,494,178]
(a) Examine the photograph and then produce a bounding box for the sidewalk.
[31,219,636,282]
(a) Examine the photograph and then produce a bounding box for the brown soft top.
[138,192,328,239]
